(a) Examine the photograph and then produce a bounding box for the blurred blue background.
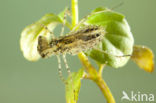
[0,0,155,103]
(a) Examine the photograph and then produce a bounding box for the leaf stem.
[71,0,115,103]
[78,52,98,79]
[94,77,116,103]
[98,64,105,77]
[71,0,78,27]
[78,53,116,103]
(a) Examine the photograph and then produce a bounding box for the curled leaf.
[20,13,62,61]
[131,45,154,72]
[66,69,84,103]
[85,7,134,68]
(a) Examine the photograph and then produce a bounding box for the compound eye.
[50,41,54,47]
[50,43,53,47]
[96,33,100,37]
[50,40,58,47]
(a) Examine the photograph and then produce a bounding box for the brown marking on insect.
[37,25,106,58]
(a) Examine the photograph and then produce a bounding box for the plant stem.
[78,53,116,103]
[98,64,105,77]
[94,77,116,103]
[78,52,98,79]
[71,0,115,103]
[71,0,78,27]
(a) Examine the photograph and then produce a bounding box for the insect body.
[37,26,105,58]
[37,9,107,83]
[37,25,105,83]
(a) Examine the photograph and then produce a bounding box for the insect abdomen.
[61,26,105,55]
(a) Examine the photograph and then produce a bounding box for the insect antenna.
[111,2,124,10]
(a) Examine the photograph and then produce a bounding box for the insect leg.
[60,8,70,36]
[62,55,76,101]
[62,54,75,99]
[40,24,55,39]
[71,3,124,32]
[71,9,110,32]
[57,55,66,84]
[62,54,71,75]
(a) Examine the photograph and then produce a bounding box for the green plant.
[20,0,154,103]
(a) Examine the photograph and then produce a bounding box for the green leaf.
[20,13,62,61]
[85,7,134,68]
[131,45,154,72]
[65,69,84,103]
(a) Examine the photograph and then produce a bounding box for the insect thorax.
[37,25,105,58]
